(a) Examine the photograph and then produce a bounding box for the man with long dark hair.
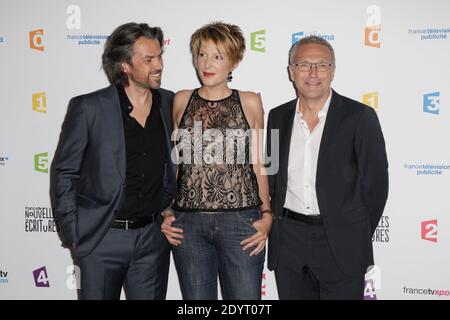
[51,22,175,299]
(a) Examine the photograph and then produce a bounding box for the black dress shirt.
[116,86,167,220]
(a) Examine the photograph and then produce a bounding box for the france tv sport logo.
[29,29,44,51]
[365,5,381,48]
[421,219,438,243]
[33,266,50,287]
[423,92,440,115]
[32,92,47,113]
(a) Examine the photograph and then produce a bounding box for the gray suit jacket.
[50,85,176,257]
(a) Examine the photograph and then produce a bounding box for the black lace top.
[172,89,262,212]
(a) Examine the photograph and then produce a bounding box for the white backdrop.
[1,0,449,300]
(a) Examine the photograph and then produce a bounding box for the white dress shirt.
[283,91,332,216]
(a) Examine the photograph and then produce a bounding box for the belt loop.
[125,220,129,230]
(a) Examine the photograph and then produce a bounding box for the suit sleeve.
[266,110,275,198]
[50,96,89,247]
[355,107,389,235]
[159,90,177,212]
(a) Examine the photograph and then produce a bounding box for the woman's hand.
[160,212,184,246]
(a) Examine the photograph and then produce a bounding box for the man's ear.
[121,62,130,74]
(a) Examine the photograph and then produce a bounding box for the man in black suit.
[266,36,388,299]
[50,23,176,300]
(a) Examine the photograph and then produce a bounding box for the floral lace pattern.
[173,89,261,211]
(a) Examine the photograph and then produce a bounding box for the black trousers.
[274,216,364,300]
[77,216,170,300]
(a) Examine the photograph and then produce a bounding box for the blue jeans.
[172,209,265,300]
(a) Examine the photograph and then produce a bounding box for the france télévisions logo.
[423,92,440,115]
[421,219,438,243]
[32,266,50,287]
[292,31,335,45]
[0,35,4,45]
[66,4,81,30]
[0,269,8,284]
[403,163,450,175]
[409,27,450,40]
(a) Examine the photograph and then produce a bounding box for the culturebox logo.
[34,152,48,173]
[362,92,379,112]
[250,30,266,53]
[372,215,390,243]
[0,35,4,45]
[421,219,438,243]
[291,31,335,45]
[29,29,44,51]
[0,269,8,284]
[409,27,450,40]
[32,92,47,113]
[423,92,440,115]
[364,265,381,300]
[365,5,381,48]
[32,266,50,287]
[25,206,58,233]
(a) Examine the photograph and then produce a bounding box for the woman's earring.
[227,71,233,82]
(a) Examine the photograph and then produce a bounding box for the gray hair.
[289,35,335,65]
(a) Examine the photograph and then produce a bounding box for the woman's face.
[195,39,236,88]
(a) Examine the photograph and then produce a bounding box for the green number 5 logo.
[251,30,266,53]
[34,152,48,173]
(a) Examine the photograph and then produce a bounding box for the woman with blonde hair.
[161,22,272,300]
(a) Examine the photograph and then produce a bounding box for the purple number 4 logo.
[33,266,50,287]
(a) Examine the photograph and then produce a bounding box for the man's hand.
[240,212,273,256]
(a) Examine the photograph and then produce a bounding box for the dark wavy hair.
[102,22,164,87]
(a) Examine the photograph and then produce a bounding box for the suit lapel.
[279,100,297,189]
[158,92,173,155]
[317,90,344,168]
[100,85,126,182]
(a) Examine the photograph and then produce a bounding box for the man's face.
[123,36,163,89]
[289,43,335,102]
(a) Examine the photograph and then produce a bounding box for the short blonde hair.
[190,22,245,65]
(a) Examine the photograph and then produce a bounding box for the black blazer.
[50,85,176,258]
[266,90,388,276]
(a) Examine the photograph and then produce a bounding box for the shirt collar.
[117,86,161,115]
